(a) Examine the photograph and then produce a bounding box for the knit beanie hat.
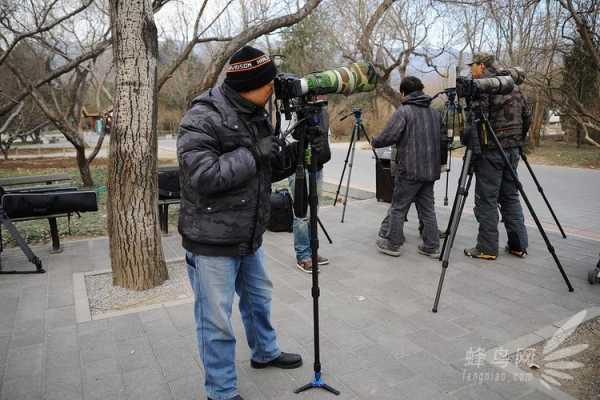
[224,46,277,92]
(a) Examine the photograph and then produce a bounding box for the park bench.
[0,174,98,273]
[158,166,180,235]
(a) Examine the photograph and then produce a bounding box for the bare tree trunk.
[529,95,545,147]
[75,146,94,187]
[108,0,167,290]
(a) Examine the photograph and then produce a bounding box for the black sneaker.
[251,352,303,369]
[464,247,497,260]
[418,245,440,258]
[376,237,402,257]
[208,396,243,400]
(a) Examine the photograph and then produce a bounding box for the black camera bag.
[158,169,180,200]
[268,188,293,232]
[2,191,98,218]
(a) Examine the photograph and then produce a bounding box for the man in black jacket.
[177,46,329,400]
[372,76,442,258]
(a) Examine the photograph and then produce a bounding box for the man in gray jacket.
[372,76,442,257]
[177,46,329,400]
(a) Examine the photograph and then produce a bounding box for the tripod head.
[339,106,362,122]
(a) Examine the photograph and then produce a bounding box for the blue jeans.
[186,248,281,400]
[288,169,323,262]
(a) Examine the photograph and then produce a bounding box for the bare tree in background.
[332,0,448,107]
[555,0,600,147]
[0,101,49,159]
[1,0,113,184]
[189,0,323,98]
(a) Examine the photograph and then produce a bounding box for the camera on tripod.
[272,62,377,220]
[455,67,526,100]
[273,62,378,121]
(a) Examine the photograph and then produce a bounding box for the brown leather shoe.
[296,259,313,274]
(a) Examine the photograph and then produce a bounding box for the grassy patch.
[447,140,600,170]
[525,140,600,169]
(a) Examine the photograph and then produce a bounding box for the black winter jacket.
[372,91,442,182]
[177,84,298,256]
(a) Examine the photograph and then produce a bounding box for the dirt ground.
[513,317,600,400]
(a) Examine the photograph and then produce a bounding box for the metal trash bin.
[375,148,394,203]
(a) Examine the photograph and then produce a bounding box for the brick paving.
[0,192,598,399]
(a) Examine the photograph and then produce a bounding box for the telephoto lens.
[474,75,514,96]
[300,62,377,96]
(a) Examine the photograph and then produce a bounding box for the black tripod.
[291,114,339,397]
[518,147,567,238]
[333,107,378,222]
[432,108,574,313]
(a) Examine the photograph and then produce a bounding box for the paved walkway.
[0,196,598,400]
[324,143,600,241]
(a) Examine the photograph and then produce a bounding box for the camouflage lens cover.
[301,62,377,96]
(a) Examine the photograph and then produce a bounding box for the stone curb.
[73,257,187,323]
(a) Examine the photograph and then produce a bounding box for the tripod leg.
[334,125,357,207]
[295,144,339,395]
[316,217,333,244]
[0,209,44,273]
[294,383,314,394]
[309,147,322,376]
[483,117,573,292]
[322,384,341,395]
[444,170,450,206]
[341,138,357,223]
[359,123,382,163]
[519,147,566,238]
[433,149,474,312]
[439,152,469,260]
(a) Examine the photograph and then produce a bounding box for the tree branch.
[0,0,94,66]
[0,39,111,118]
[191,0,324,98]
[558,0,600,71]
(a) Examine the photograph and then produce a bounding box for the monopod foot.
[294,373,340,396]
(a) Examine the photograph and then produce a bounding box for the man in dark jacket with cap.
[177,46,329,400]
[463,52,530,261]
[372,76,442,257]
